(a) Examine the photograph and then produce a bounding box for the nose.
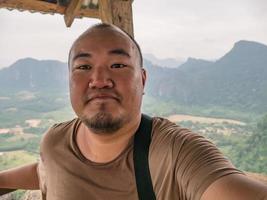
[88,67,114,89]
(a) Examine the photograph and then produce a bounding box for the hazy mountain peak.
[186,57,197,62]
[217,40,267,65]
[9,57,38,68]
[186,57,212,64]
[230,40,267,54]
[143,53,184,68]
[0,57,68,91]
[177,57,213,72]
[10,57,66,68]
[17,57,38,62]
[233,40,267,49]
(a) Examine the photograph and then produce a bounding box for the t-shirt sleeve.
[150,118,244,200]
[173,128,243,200]
[37,156,47,198]
[38,124,58,199]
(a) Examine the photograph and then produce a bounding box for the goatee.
[81,112,125,134]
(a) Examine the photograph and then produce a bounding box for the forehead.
[70,28,135,58]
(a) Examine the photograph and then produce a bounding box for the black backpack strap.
[0,188,16,196]
[133,114,156,200]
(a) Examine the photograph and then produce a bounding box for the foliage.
[0,151,37,171]
[0,151,37,200]
[177,114,267,175]
[230,114,267,174]
[142,95,261,122]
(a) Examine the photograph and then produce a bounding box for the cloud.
[133,0,267,59]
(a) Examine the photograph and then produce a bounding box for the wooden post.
[64,0,84,27]
[99,0,113,23]
[99,0,134,37]
[112,0,134,37]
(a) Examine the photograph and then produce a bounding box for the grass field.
[0,151,37,171]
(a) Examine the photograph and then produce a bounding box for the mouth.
[87,94,120,103]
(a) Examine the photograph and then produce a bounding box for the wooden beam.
[99,0,113,24]
[0,0,63,13]
[64,0,84,27]
[0,0,134,32]
[0,0,99,19]
[111,0,134,37]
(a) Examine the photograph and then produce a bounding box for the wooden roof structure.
[0,0,134,36]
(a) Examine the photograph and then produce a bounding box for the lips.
[86,93,120,103]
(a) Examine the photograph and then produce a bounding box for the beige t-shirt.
[39,117,242,200]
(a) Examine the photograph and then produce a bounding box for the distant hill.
[1,40,267,113]
[145,40,267,113]
[178,57,214,72]
[0,58,68,92]
[144,53,183,68]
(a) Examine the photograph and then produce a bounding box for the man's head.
[68,23,146,134]
[68,23,143,68]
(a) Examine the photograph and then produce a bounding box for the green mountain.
[145,40,267,114]
[0,58,68,92]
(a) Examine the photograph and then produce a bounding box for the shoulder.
[50,118,79,132]
[151,117,207,150]
[150,117,242,200]
[41,118,80,147]
[150,116,228,165]
[149,116,207,173]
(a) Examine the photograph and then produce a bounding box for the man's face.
[69,28,146,134]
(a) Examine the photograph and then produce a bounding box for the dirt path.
[168,114,246,125]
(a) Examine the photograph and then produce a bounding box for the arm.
[0,162,40,190]
[201,173,267,200]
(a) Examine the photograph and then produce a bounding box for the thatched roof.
[0,0,134,36]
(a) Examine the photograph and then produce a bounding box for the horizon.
[1,39,266,69]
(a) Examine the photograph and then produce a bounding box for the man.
[0,23,267,200]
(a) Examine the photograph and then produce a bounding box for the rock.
[22,190,42,200]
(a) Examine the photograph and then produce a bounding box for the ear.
[141,68,147,88]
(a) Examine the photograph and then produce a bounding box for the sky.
[0,0,267,68]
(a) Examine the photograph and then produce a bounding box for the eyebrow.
[72,48,130,63]
[72,53,91,62]
[108,48,130,58]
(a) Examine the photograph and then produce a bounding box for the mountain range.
[0,58,68,92]
[0,40,266,113]
[145,40,267,113]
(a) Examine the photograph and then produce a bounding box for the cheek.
[69,75,88,104]
[119,73,144,99]
[70,73,88,91]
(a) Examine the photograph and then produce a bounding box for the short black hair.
[68,23,143,68]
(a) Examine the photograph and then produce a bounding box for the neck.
[76,114,141,163]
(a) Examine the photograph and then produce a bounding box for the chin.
[81,111,126,134]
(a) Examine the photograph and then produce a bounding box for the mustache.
[83,89,122,103]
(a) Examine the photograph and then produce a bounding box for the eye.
[76,64,92,70]
[111,63,127,69]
